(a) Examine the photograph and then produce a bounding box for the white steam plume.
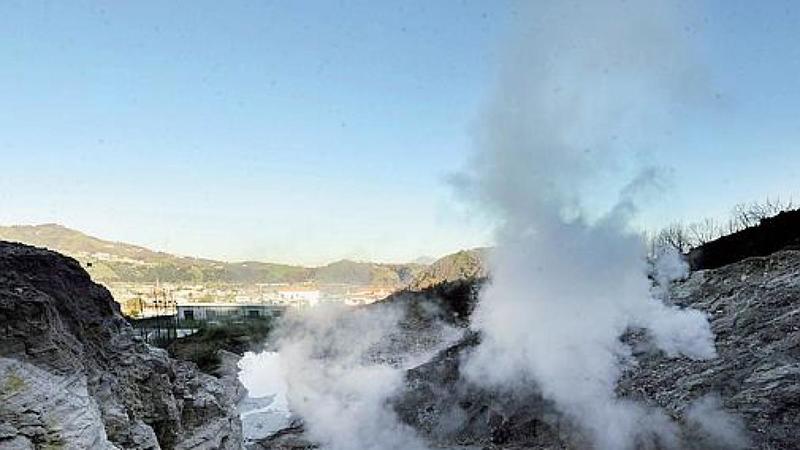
[460,1,717,449]
[275,303,449,450]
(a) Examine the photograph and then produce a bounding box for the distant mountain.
[408,248,489,290]
[412,255,437,265]
[0,224,424,287]
[0,223,171,262]
[314,259,424,286]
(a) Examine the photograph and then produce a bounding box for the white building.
[277,288,321,306]
[176,303,286,323]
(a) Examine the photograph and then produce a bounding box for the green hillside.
[408,248,489,290]
[0,224,423,286]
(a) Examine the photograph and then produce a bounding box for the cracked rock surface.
[393,251,800,449]
[0,241,242,450]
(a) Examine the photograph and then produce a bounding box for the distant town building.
[277,288,321,306]
[176,303,286,323]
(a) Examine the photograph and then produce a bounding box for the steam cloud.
[459,1,720,449]
[268,2,746,449]
[275,303,451,450]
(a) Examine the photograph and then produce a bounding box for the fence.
[128,314,179,347]
[127,304,286,347]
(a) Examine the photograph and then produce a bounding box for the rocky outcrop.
[618,249,800,449]
[247,421,316,450]
[393,332,575,449]
[379,278,482,328]
[0,241,242,449]
[393,250,800,449]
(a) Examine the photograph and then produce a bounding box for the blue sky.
[1,1,799,265]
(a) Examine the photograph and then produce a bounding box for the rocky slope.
[0,241,243,449]
[393,250,800,449]
[620,249,800,449]
[215,247,799,450]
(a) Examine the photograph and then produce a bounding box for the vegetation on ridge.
[0,224,425,287]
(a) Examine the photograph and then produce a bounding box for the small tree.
[653,223,692,254]
[687,218,722,246]
[730,197,795,232]
[122,297,144,317]
[649,195,796,256]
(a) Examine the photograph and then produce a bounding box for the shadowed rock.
[0,241,242,449]
[688,209,800,271]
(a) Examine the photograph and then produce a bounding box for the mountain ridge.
[0,224,430,286]
[0,224,488,288]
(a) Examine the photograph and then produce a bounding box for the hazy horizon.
[2,1,799,265]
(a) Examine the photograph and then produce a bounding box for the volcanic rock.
[0,241,242,449]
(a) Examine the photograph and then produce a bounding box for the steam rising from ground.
[460,1,720,449]
[263,2,748,449]
[275,304,423,450]
[274,303,457,450]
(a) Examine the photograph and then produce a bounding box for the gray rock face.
[246,421,317,450]
[393,333,576,449]
[618,250,800,449]
[0,241,242,449]
[393,250,800,449]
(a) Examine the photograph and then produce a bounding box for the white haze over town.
[245,1,749,449]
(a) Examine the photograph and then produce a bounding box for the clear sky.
[1,1,799,265]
